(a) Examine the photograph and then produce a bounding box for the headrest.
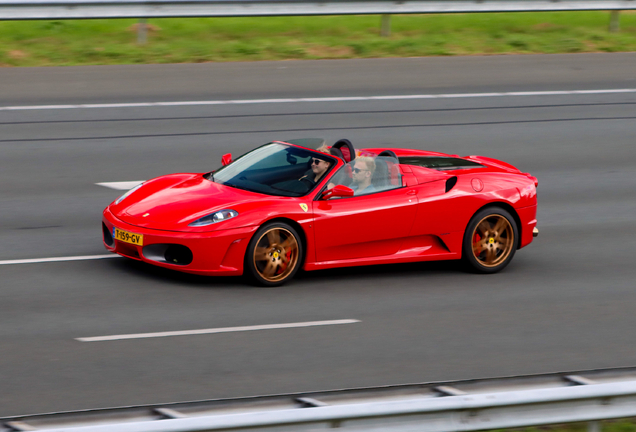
[329,147,345,161]
[332,139,356,163]
[378,150,398,160]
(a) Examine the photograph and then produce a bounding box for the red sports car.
[102,139,538,286]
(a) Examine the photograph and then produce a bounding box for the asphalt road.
[1,53,636,417]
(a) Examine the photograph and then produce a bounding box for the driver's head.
[311,145,332,179]
[311,155,330,178]
[352,157,375,185]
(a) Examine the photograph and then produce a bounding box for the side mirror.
[222,153,232,166]
[322,184,354,199]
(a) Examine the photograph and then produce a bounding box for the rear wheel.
[462,207,518,273]
[245,222,303,287]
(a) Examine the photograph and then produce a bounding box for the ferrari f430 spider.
[103,139,538,286]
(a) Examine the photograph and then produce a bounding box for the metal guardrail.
[0,0,635,20]
[5,367,636,432]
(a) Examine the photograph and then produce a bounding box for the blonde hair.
[316,144,330,154]
[356,156,376,175]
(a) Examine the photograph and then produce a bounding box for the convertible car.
[102,139,538,286]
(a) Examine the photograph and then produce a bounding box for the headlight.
[114,183,144,205]
[188,209,238,227]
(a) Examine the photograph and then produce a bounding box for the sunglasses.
[312,159,325,165]
[352,168,368,173]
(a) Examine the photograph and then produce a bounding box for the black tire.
[462,207,518,274]
[245,222,304,287]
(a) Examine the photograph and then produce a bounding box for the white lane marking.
[2,89,636,111]
[97,181,144,190]
[76,319,361,342]
[0,254,119,265]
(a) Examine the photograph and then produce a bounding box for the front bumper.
[102,208,257,276]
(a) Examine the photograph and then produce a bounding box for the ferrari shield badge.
[299,203,308,212]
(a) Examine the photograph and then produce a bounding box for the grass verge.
[0,12,635,66]
[495,419,636,432]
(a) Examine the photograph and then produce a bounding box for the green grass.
[493,419,636,432]
[0,11,635,66]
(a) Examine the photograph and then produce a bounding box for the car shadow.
[295,259,465,283]
[106,258,248,288]
[106,256,466,288]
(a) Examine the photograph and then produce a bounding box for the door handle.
[406,189,417,195]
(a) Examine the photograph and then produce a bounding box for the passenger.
[350,157,376,195]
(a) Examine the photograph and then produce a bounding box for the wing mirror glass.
[222,153,232,166]
[322,185,354,199]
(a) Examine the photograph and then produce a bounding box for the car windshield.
[212,143,336,197]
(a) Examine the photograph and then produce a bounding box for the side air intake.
[445,177,458,193]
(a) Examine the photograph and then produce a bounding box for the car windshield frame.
[210,142,340,197]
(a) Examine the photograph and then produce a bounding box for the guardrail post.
[381,14,391,37]
[609,10,620,32]
[588,421,601,432]
[137,18,148,44]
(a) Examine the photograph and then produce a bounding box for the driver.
[271,145,332,195]
[300,145,331,183]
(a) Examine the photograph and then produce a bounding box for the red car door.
[311,187,418,263]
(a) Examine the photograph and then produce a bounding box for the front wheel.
[245,222,303,287]
[462,207,518,273]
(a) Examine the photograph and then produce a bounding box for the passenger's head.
[352,157,375,185]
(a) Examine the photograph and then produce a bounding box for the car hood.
[113,173,263,230]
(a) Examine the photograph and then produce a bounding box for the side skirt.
[304,251,460,272]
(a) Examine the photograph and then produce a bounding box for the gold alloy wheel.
[471,214,515,268]
[252,227,299,283]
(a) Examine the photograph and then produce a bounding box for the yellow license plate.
[113,227,143,246]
